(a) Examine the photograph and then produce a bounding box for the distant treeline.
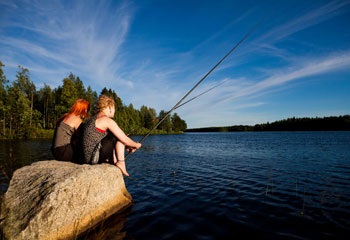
[186,115,350,132]
[0,61,187,139]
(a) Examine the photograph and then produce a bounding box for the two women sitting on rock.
[52,95,141,176]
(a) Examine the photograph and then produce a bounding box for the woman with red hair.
[52,99,90,162]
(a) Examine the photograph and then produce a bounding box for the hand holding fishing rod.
[126,18,265,159]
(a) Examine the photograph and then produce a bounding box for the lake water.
[1,132,349,239]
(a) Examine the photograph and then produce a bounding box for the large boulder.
[0,160,132,240]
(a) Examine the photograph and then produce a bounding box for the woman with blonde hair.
[52,99,90,162]
[77,94,141,176]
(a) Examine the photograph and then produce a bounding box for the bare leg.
[114,141,129,177]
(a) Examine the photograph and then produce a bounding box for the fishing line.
[126,81,225,137]
[173,80,227,110]
[126,18,265,158]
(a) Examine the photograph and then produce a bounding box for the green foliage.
[157,110,172,132]
[186,115,350,132]
[5,66,38,138]
[253,116,350,131]
[172,113,187,132]
[0,61,8,136]
[85,86,98,115]
[140,105,157,130]
[58,73,85,113]
[0,60,188,139]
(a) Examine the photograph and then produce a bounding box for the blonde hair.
[96,94,115,112]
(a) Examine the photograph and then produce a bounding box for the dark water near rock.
[1,132,350,239]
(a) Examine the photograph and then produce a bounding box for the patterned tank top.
[77,115,107,164]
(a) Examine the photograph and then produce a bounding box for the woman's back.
[76,115,107,164]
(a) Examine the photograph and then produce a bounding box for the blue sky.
[1,0,349,128]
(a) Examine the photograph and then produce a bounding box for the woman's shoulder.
[64,114,83,129]
[95,115,112,125]
[57,120,74,131]
[96,115,118,130]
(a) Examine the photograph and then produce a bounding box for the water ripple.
[1,132,350,239]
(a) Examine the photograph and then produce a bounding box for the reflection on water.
[0,139,54,194]
[78,208,131,240]
[1,132,350,239]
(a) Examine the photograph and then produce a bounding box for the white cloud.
[1,0,349,128]
[258,0,350,44]
[1,0,135,89]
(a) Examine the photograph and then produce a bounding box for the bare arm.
[98,117,141,148]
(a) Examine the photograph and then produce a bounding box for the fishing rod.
[126,19,264,158]
[173,80,227,110]
[126,81,225,136]
[127,81,226,136]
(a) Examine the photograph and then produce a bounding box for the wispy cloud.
[208,51,350,104]
[185,0,350,122]
[173,50,350,128]
[1,0,134,87]
[1,0,348,127]
[258,0,350,44]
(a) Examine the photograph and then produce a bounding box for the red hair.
[68,99,90,119]
[56,99,90,125]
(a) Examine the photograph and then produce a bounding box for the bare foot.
[116,161,129,177]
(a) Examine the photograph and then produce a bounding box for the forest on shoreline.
[0,61,187,139]
[1,61,348,139]
[186,115,350,132]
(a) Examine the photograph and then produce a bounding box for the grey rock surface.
[0,160,132,240]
